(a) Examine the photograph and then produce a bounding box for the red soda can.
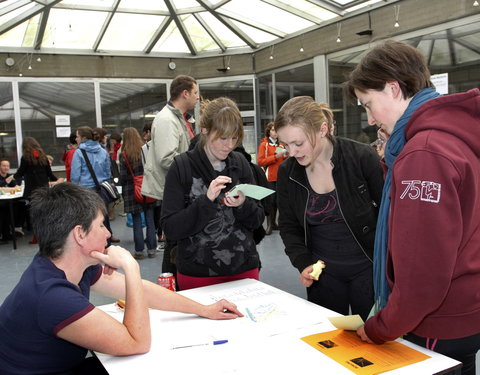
[157,272,176,291]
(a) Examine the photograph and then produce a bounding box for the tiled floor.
[0,211,306,306]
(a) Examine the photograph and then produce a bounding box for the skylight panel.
[151,21,191,53]
[230,20,277,44]
[59,0,116,7]
[99,13,164,52]
[117,0,168,12]
[0,14,38,48]
[180,14,218,51]
[42,9,107,49]
[197,12,248,49]
[277,0,337,21]
[172,0,200,10]
[220,0,314,34]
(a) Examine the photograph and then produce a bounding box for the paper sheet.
[301,330,430,375]
[328,315,364,331]
[227,184,275,200]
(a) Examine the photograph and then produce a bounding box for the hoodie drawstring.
[426,337,438,351]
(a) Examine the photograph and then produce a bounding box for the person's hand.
[201,299,244,320]
[90,245,137,274]
[357,325,374,344]
[300,265,317,287]
[207,175,232,202]
[223,190,245,207]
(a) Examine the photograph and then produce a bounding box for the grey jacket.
[141,102,193,200]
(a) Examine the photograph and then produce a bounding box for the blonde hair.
[274,96,334,147]
[199,97,243,147]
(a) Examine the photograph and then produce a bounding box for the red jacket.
[365,89,480,342]
[257,137,286,182]
[64,147,77,182]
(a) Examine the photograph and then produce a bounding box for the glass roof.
[0,0,384,57]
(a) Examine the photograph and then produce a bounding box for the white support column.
[313,55,328,104]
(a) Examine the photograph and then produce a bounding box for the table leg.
[9,199,16,250]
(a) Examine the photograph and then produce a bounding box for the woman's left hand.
[201,299,244,320]
[223,190,246,207]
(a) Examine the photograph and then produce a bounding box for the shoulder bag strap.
[80,149,100,189]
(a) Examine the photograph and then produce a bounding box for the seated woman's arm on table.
[56,245,242,356]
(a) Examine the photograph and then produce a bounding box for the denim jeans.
[132,206,156,255]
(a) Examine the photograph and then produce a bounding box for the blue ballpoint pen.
[172,340,228,349]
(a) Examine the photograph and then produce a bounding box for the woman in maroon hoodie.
[345,40,480,374]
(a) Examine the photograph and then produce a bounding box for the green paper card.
[227,184,275,200]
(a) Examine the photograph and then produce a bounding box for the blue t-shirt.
[0,253,102,375]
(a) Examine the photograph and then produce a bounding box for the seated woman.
[0,183,242,375]
[161,97,265,290]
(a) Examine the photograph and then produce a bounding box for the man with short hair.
[0,183,242,375]
[141,75,199,273]
[141,75,199,201]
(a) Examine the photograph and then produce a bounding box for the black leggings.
[306,263,373,322]
[404,332,480,375]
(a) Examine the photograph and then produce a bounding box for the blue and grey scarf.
[373,87,441,312]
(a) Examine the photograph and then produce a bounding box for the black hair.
[30,183,106,259]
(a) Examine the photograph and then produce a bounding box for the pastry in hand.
[309,260,326,281]
[116,299,126,309]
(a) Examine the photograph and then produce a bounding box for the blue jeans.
[132,207,156,255]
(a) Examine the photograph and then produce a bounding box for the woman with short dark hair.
[345,40,480,374]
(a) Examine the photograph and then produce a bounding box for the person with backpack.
[160,97,264,290]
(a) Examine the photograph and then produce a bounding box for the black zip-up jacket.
[277,137,384,273]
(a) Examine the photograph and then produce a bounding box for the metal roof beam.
[144,17,173,54]
[165,0,197,55]
[33,5,50,50]
[193,13,226,52]
[93,0,121,52]
[216,9,287,38]
[305,0,344,16]
[196,0,258,49]
[0,0,31,17]
[261,0,325,24]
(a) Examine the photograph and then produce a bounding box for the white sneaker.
[15,227,24,236]
[156,241,166,252]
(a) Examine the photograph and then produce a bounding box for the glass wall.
[328,19,480,144]
[18,81,96,168]
[198,78,257,155]
[100,82,167,135]
[0,82,16,167]
[256,62,314,149]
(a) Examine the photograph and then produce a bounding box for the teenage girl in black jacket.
[275,96,384,321]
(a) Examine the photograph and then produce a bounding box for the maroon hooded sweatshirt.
[365,89,480,343]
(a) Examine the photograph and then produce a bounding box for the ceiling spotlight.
[269,45,275,60]
[336,37,341,43]
[28,65,32,70]
[36,57,41,62]
[19,73,23,77]
[336,22,342,43]
[300,47,304,52]
[474,0,479,6]
[394,5,400,28]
